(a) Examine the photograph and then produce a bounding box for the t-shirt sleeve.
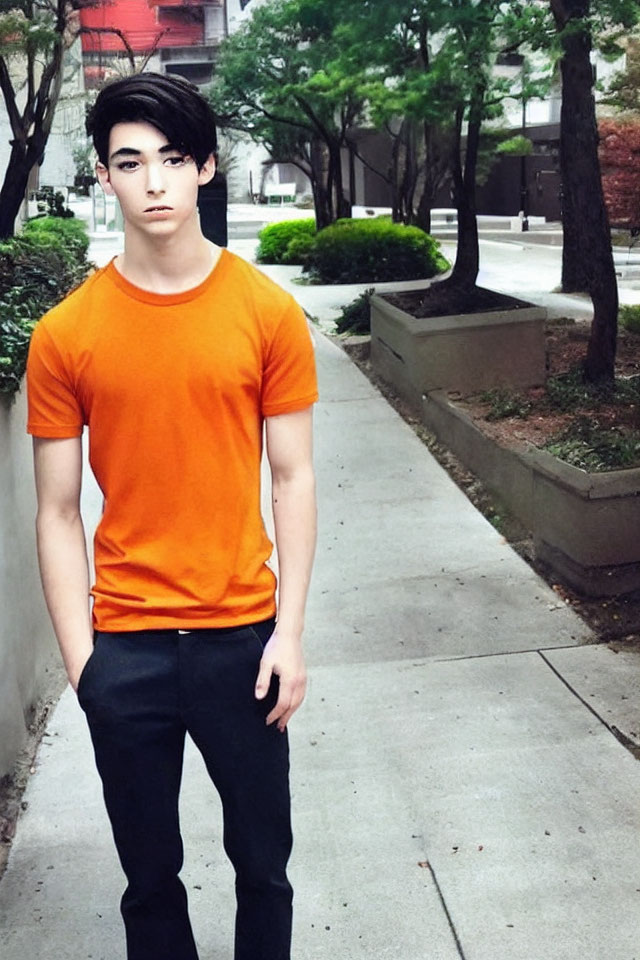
[26,321,84,438]
[261,298,319,417]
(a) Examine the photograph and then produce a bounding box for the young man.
[26,73,318,960]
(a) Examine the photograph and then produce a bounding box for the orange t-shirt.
[26,250,318,631]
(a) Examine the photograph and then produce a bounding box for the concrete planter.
[370,291,547,409]
[422,390,640,597]
[0,387,58,779]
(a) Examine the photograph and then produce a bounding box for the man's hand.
[68,643,95,693]
[255,630,307,732]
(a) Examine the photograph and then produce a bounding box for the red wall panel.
[81,0,203,54]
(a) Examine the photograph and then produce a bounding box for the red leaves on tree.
[599,118,640,229]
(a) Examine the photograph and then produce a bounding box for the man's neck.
[115,220,222,294]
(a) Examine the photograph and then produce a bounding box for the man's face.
[96,121,215,237]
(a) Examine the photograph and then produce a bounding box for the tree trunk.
[399,122,417,226]
[311,180,333,230]
[309,139,332,229]
[0,144,33,238]
[390,132,402,223]
[0,28,65,239]
[448,101,481,290]
[329,143,350,219]
[416,188,431,234]
[559,184,590,292]
[556,0,618,381]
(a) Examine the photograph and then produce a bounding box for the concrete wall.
[422,390,640,597]
[370,294,547,411]
[0,388,58,781]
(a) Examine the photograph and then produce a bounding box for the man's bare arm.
[255,406,317,731]
[33,436,94,692]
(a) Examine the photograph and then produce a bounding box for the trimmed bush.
[335,289,375,335]
[306,218,449,283]
[256,218,317,264]
[285,232,316,267]
[24,215,90,263]
[619,304,640,335]
[0,220,91,401]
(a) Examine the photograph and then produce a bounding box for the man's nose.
[145,163,165,194]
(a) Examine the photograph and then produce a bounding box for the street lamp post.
[520,61,529,232]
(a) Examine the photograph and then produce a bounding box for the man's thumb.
[255,660,272,700]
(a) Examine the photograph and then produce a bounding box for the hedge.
[0,217,91,401]
[256,218,317,264]
[306,218,449,283]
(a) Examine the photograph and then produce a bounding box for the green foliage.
[306,219,449,283]
[285,232,316,267]
[23,216,90,262]
[602,42,640,114]
[544,367,640,411]
[496,135,533,156]
[544,416,640,471]
[256,219,317,264]
[0,223,91,400]
[481,387,532,421]
[72,140,94,178]
[619,304,640,334]
[335,289,375,335]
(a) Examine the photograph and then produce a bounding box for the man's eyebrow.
[108,144,185,162]
[109,147,141,162]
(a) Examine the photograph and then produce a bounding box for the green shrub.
[285,232,316,267]
[619,304,640,335]
[0,224,91,401]
[24,215,90,263]
[306,218,449,283]
[481,387,532,421]
[335,289,375,335]
[544,416,640,471]
[256,218,317,264]
[545,367,640,411]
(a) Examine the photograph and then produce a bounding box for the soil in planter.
[384,283,530,319]
[456,319,640,471]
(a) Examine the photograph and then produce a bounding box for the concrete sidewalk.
[3,233,640,959]
[2,313,640,959]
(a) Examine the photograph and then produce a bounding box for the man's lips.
[144,205,172,212]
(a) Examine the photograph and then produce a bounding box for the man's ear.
[96,161,115,196]
[197,153,216,187]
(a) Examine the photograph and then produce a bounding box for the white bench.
[264,182,297,204]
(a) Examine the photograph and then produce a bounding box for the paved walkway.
[1,235,639,960]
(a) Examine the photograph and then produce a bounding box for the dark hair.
[86,72,217,170]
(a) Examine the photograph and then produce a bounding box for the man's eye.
[166,155,192,166]
[117,161,139,171]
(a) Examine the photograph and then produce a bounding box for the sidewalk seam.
[426,861,467,959]
[431,641,596,664]
[538,650,640,759]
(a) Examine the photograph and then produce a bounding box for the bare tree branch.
[79,26,136,71]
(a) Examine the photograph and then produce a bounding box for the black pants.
[77,618,292,960]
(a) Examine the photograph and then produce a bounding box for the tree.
[549,0,638,380]
[0,1,100,238]
[506,0,638,381]
[327,1,456,233]
[336,0,548,288]
[601,37,640,114]
[209,0,366,228]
